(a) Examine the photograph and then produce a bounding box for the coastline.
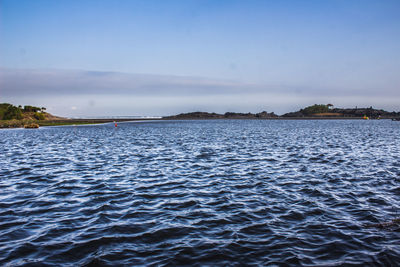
[161,117,386,120]
[2,103,399,129]
[2,116,398,129]
[0,118,162,129]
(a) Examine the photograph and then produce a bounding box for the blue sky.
[1,0,399,116]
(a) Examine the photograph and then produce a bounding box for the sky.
[0,0,399,117]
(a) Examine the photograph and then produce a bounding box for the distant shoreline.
[1,103,400,128]
[2,117,399,129]
[0,118,160,129]
[161,117,400,121]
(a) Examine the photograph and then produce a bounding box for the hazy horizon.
[1,0,399,117]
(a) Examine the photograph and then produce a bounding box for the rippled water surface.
[1,120,400,266]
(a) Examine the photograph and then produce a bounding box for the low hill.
[282,104,400,118]
[0,103,65,128]
[163,111,278,120]
[0,103,65,120]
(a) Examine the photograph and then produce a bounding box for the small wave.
[0,120,399,265]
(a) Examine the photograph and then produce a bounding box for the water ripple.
[1,120,400,266]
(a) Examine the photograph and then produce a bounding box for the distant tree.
[24,105,41,112]
[301,104,330,115]
[3,105,23,120]
[0,103,11,119]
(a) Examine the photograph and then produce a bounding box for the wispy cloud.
[1,68,399,98]
[0,68,252,97]
[1,68,399,117]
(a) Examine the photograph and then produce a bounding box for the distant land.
[164,104,400,120]
[0,103,158,128]
[281,104,400,119]
[1,103,400,128]
[0,103,65,128]
[163,111,278,120]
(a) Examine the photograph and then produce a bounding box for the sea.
[1,119,399,266]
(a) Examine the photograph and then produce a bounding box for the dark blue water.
[1,120,400,266]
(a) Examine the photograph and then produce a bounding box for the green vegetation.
[300,104,330,115]
[282,104,400,118]
[0,103,51,128]
[23,105,42,112]
[0,104,126,128]
[0,103,23,120]
[0,103,46,120]
[34,112,46,120]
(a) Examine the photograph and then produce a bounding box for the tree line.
[0,103,47,120]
